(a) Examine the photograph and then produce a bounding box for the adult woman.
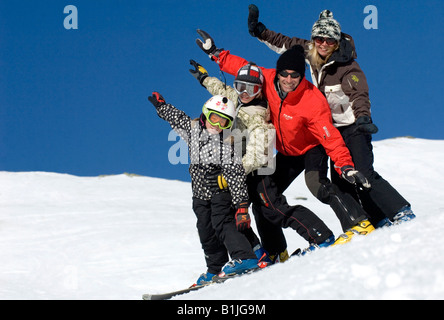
[248,6,415,233]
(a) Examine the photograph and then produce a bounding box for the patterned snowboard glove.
[235,202,251,232]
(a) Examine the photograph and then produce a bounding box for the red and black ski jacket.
[213,49,354,174]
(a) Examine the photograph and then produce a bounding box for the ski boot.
[253,245,272,265]
[374,217,393,229]
[194,272,216,286]
[217,259,259,278]
[392,206,416,225]
[333,219,375,246]
[295,234,335,256]
[269,249,289,264]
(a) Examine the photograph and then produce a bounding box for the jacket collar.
[239,97,268,109]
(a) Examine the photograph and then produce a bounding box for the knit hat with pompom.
[311,10,341,41]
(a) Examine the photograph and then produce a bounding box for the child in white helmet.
[148,92,262,285]
[189,60,290,263]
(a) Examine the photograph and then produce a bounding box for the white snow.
[0,137,443,300]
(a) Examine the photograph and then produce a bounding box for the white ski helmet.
[202,95,236,128]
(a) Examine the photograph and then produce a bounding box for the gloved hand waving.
[248,4,267,39]
[148,92,166,109]
[195,29,223,59]
[189,60,209,86]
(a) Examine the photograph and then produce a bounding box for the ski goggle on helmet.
[202,95,236,130]
[234,81,262,97]
[234,63,264,97]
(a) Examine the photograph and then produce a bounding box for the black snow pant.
[331,124,410,224]
[249,145,339,246]
[251,145,370,240]
[192,191,258,274]
[247,173,288,256]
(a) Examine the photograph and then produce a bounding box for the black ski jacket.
[156,103,249,207]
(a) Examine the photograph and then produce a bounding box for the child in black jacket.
[148,92,262,284]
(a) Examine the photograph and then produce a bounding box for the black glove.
[341,165,371,190]
[195,29,223,59]
[248,4,267,39]
[235,202,251,231]
[148,92,166,109]
[355,116,378,134]
[189,60,209,86]
[204,169,228,193]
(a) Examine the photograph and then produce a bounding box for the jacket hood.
[328,32,357,64]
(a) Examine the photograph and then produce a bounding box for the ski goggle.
[205,110,233,130]
[313,36,337,46]
[234,81,262,97]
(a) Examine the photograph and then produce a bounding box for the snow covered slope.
[0,137,443,300]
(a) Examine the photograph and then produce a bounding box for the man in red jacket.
[196,30,374,246]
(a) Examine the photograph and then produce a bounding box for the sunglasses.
[206,111,232,130]
[313,37,337,46]
[278,70,301,79]
[234,81,262,97]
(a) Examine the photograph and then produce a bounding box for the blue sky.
[1,0,442,182]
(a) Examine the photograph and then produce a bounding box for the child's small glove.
[204,170,228,192]
[189,60,209,86]
[235,202,251,232]
[148,92,166,109]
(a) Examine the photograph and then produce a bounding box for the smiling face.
[313,37,338,58]
[238,92,256,104]
[277,70,301,93]
[205,120,223,134]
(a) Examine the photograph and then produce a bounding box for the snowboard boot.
[392,205,416,225]
[195,272,217,286]
[296,234,335,256]
[218,259,259,277]
[333,219,375,246]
